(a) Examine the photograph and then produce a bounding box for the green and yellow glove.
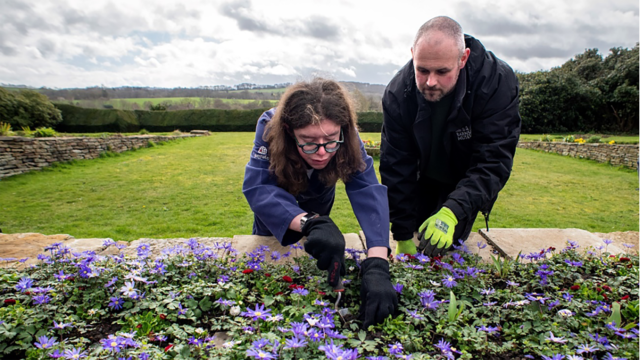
[418,207,458,256]
[394,239,417,256]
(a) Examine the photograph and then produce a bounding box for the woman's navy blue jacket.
[243,108,390,249]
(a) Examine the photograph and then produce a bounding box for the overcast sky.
[1,0,637,89]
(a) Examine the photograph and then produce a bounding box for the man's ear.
[459,48,470,69]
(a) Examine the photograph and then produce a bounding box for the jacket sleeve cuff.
[443,200,467,223]
[391,231,414,242]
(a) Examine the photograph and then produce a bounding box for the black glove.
[301,216,345,288]
[359,257,398,329]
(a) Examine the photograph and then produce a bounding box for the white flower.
[349,266,355,271]
[195,328,204,334]
[223,340,240,349]
[229,306,241,316]
[429,280,441,287]
[557,309,573,318]
[119,280,138,298]
[87,309,97,316]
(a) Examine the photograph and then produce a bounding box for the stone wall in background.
[516,142,638,169]
[0,134,195,179]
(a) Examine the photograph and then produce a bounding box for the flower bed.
[0,238,638,359]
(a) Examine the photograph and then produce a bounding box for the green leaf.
[262,295,275,307]
[448,291,458,323]
[606,302,622,327]
[358,330,366,342]
[185,299,198,309]
[199,297,212,312]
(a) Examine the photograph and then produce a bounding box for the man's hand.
[418,207,458,256]
[394,239,417,255]
[301,216,345,288]
[359,257,397,329]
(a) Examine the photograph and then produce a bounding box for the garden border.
[516,142,638,169]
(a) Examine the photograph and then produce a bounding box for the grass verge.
[0,133,637,241]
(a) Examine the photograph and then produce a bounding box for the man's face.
[411,32,469,102]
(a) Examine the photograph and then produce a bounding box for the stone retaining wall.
[517,142,638,169]
[0,134,194,179]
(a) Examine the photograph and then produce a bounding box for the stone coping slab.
[232,233,365,264]
[362,231,494,263]
[1,229,634,269]
[479,228,626,260]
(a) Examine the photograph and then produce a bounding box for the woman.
[242,78,396,328]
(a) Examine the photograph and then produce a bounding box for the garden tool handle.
[333,277,344,292]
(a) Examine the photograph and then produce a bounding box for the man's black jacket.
[380,35,521,241]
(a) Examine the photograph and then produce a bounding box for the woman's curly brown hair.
[265,78,364,195]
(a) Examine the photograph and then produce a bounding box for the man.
[380,16,521,257]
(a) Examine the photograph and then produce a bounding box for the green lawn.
[0,133,637,241]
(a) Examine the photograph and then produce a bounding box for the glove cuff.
[361,257,389,273]
[301,214,329,236]
[440,207,459,226]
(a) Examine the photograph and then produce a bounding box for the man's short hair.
[413,16,465,58]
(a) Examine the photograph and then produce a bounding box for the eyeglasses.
[294,129,344,154]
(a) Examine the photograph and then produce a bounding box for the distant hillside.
[1,81,386,112]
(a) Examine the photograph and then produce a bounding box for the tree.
[0,88,62,129]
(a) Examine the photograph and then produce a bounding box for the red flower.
[164,344,174,352]
[317,290,326,295]
[548,247,556,251]
[282,276,293,283]
[620,257,631,262]
[275,292,283,296]
[265,273,271,277]
[159,314,167,320]
[596,287,603,293]
[288,284,304,290]
[621,295,630,301]
[4,299,16,305]
[242,269,254,274]
[570,285,580,291]
[602,285,612,292]
[68,277,75,282]
[136,324,142,328]
[24,292,31,295]
[78,287,86,291]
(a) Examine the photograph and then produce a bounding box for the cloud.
[219,0,340,40]
[0,0,636,88]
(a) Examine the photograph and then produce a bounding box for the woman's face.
[292,119,342,170]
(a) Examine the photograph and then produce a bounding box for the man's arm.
[443,62,521,223]
[380,90,420,241]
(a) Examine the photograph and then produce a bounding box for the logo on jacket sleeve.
[252,145,269,160]
[455,126,472,141]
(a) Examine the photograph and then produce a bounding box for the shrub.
[586,135,602,143]
[0,122,11,136]
[138,128,150,135]
[0,88,62,129]
[147,140,156,147]
[33,127,58,137]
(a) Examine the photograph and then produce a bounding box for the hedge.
[53,104,384,133]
